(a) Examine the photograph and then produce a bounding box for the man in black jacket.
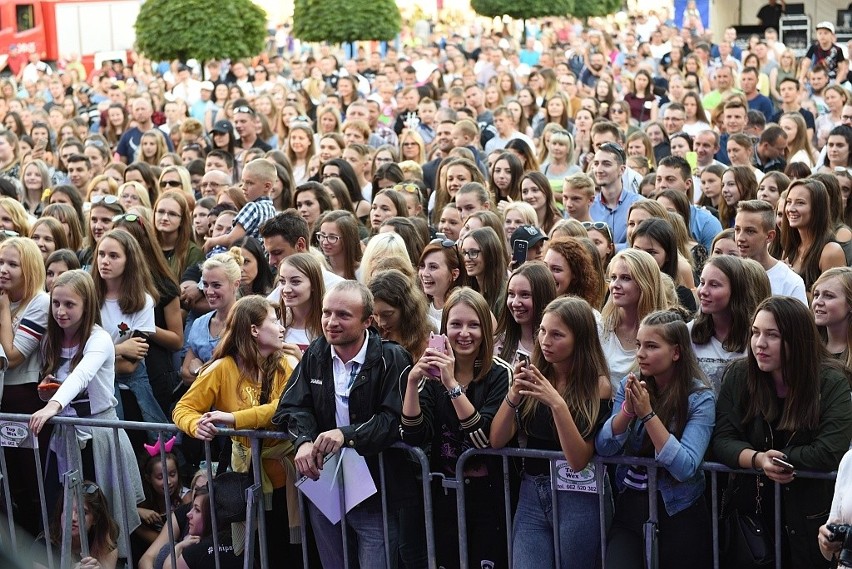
[274,281,412,568]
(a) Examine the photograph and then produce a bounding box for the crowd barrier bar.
[0,414,438,569]
[455,447,837,569]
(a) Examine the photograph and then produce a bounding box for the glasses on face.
[581,220,613,240]
[113,213,141,223]
[255,68,267,74]
[843,115,852,122]
[160,179,183,188]
[233,105,255,115]
[315,231,340,244]
[156,209,182,219]
[286,96,299,103]
[611,108,625,114]
[462,248,481,260]
[200,181,225,189]
[91,195,119,205]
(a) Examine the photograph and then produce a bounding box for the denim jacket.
[595,376,716,516]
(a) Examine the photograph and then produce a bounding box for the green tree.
[135,0,267,63]
[572,0,622,18]
[293,0,401,44]
[470,0,574,20]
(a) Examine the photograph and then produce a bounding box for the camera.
[827,523,852,567]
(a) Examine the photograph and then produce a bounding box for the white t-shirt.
[687,320,744,394]
[267,267,344,303]
[100,295,156,345]
[52,327,117,417]
[6,292,48,387]
[601,330,637,392]
[766,261,808,305]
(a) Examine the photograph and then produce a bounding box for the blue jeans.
[512,473,611,569]
[307,493,397,569]
[114,359,169,427]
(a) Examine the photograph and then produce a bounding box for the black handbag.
[720,474,774,568]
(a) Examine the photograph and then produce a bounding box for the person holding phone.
[401,287,512,569]
[495,261,556,366]
[714,296,852,568]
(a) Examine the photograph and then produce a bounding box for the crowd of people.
[1,6,852,569]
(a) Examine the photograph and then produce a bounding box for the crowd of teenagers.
[2,6,852,569]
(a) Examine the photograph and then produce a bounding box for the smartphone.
[518,353,530,369]
[131,330,150,342]
[511,240,528,268]
[685,151,698,173]
[426,333,444,377]
[34,138,46,151]
[643,101,654,109]
[771,457,794,471]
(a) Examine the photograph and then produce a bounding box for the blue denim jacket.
[595,376,716,516]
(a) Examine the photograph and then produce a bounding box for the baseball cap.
[817,21,835,33]
[511,225,548,248]
[211,120,233,135]
[200,81,214,91]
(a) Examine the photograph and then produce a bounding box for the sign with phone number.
[0,421,34,448]
[554,460,597,493]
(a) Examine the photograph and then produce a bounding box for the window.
[16,4,34,32]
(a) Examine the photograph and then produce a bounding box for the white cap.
[817,21,835,34]
[200,81,214,91]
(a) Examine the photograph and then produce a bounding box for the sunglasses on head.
[233,105,255,115]
[113,213,142,223]
[430,237,456,249]
[581,220,613,239]
[598,142,625,162]
[82,482,100,495]
[392,183,419,194]
[91,195,119,205]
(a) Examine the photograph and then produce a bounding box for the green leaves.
[572,0,622,18]
[470,0,574,20]
[293,0,401,44]
[135,0,267,62]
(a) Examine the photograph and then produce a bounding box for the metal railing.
[0,413,839,569]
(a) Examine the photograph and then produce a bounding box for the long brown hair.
[92,229,159,313]
[496,262,556,362]
[781,179,837,290]
[212,295,288,405]
[154,189,195,279]
[521,296,609,438]
[279,253,324,342]
[41,270,101,376]
[49,481,118,560]
[441,287,495,383]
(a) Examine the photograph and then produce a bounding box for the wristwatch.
[447,385,464,399]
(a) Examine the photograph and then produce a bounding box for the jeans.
[114,359,169,427]
[512,473,611,569]
[307,493,397,569]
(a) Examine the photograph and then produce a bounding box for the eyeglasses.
[610,108,625,114]
[255,68,267,74]
[393,183,419,194]
[155,209,182,219]
[160,179,183,188]
[286,96,299,103]
[315,231,340,244]
[113,213,141,223]
[843,115,852,122]
[233,105,255,115]
[461,248,481,259]
[200,181,225,189]
[581,220,613,239]
[91,195,119,205]
[85,140,106,149]
[598,142,625,162]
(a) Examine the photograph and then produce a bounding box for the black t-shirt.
[805,43,846,79]
[180,531,243,569]
[757,4,784,30]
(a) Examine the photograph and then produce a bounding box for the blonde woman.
[816,85,848,149]
[769,49,799,103]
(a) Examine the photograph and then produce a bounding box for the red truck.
[0,0,140,74]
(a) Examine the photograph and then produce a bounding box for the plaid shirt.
[234,196,276,239]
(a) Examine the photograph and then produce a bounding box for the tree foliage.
[135,0,267,63]
[572,0,622,19]
[470,0,574,20]
[293,0,401,44]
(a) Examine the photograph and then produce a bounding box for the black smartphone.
[771,457,794,471]
[518,353,530,369]
[511,240,528,268]
[131,330,150,342]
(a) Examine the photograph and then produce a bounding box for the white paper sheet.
[296,448,378,523]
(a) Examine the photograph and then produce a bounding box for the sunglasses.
[598,142,625,162]
[161,179,183,188]
[82,482,100,495]
[430,238,455,248]
[581,220,613,239]
[91,195,119,205]
[393,183,419,194]
[233,105,255,115]
[113,213,142,223]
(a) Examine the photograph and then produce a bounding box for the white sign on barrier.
[0,421,34,448]
[554,460,597,493]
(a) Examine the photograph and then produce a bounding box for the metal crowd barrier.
[455,447,838,569]
[0,413,838,569]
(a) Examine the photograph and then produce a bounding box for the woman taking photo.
[173,295,301,567]
[277,252,325,355]
[491,296,611,569]
[597,310,714,569]
[496,261,557,365]
[782,178,846,293]
[401,287,512,569]
[418,239,467,323]
[714,296,852,568]
[182,251,242,385]
[600,249,668,390]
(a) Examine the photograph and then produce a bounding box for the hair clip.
[143,435,176,457]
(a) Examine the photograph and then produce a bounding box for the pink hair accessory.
[143,435,176,457]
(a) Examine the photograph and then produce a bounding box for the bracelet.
[447,385,464,399]
[505,395,521,409]
[751,450,761,471]
[639,411,656,424]
[621,401,636,418]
